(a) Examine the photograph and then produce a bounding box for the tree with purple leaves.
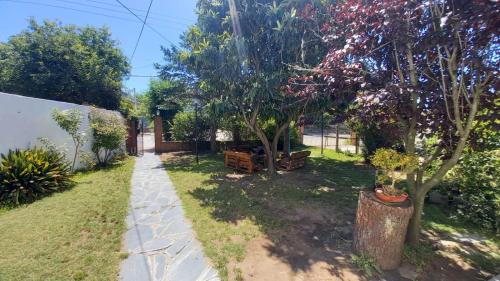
[289,0,499,244]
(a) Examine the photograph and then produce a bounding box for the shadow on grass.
[163,151,375,278]
[162,151,496,280]
[422,205,500,275]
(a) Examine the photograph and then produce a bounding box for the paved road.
[120,153,219,281]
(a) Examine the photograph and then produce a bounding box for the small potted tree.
[354,148,417,270]
[371,148,418,203]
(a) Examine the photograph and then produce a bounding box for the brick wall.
[153,116,211,153]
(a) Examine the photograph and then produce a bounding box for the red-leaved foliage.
[288,0,498,150]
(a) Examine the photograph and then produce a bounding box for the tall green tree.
[159,24,236,152]
[159,0,328,171]
[144,79,186,140]
[0,19,129,110]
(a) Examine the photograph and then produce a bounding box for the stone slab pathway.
[120,153,219,281]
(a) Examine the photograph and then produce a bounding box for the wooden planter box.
[224,151,257,174]
[277,151,311,171]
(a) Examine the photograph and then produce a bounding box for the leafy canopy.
[157,0,330,171]
[0,19,129,110]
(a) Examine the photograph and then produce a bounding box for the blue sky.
[0,0,197,93]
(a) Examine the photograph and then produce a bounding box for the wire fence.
[301,123,364,154]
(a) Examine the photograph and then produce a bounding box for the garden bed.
[163,148,499,281]
[0,158,135,280]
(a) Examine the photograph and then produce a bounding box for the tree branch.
[420,85,480,193]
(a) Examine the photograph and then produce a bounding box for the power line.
[130,0,153,63]
[47,0,190,28]
[1,0,179,44]
[129,74,159,77]
[1,0,185,31]
[84,0,193,24]
[114,0,177,46]
[0,0,137,23]
[132,64,155,69]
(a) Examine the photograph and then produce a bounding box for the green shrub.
[0,148,72,205]
[159,107,181,141]
[52,108,87,171]
[260,118,301,148]
[452,150,499,232]
[89,108,127,166]
[170,111,209,142]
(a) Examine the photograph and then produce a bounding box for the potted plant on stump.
[372,148,418,203]
[353,148,418,271]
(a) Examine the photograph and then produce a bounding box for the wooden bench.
[224,151,257,173]
[277,151,311,171]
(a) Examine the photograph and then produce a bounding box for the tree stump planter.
[353,190,414,270]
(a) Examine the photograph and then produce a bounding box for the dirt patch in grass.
[237,208,363,281]
[162,149,498,281]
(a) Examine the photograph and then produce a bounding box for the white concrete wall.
[0,92,123,169]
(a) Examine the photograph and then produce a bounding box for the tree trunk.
[240,106,277,175]
[406,192,425,245]
[271,121,291,162]
[335,124,339,152]
[232,126,241,145]
[210,124,217,152]
[255,128,276,175]
[283,125,290,155]
[272,136,278,160]
[266,150,276,174]
[354,190,414,270]
[71,140,80,171]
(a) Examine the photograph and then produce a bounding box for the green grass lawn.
[163,147,499,280]
[0,158,135,281]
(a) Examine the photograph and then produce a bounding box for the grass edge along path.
[0,158,135,281]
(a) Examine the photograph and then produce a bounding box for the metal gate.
[137,118,144,156]
[126,118,143,156]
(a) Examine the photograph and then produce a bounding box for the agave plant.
[0,148,72,205]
